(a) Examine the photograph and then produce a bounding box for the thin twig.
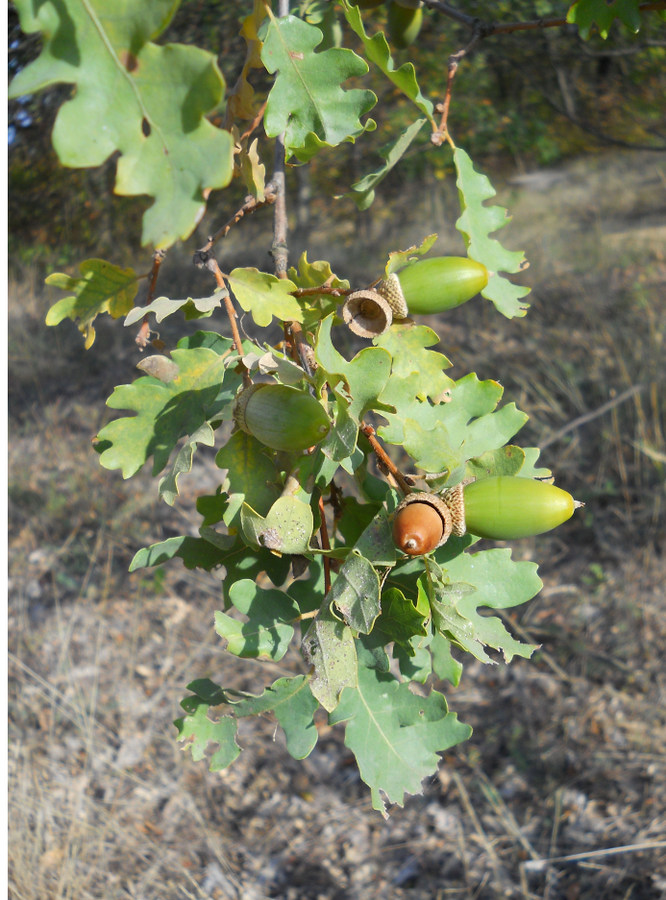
[318,495,332,594]
[360,423,415,496]
[135,249,168,349]
[431,25,482,146]
[199,184,277,254]
[192,251,251,386]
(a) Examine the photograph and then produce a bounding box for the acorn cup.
[233,383,331,452]
[392,492,452,556]
[387,1,424,48]
[342,289,394,338]
[377,256,489,318]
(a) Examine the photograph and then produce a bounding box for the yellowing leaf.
[227,0,268,121]
[45,259,139,348]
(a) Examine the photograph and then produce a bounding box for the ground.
[8,149,666,899]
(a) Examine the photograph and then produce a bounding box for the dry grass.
[8,149,666,899]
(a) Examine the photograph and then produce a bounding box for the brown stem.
[199,184,277,254]
[291,284,353,299]
[318,495,332,594]
[431,28,481,146]
[135,249,167,349]
[193,251,251,386]
[360,423,415,496]
[240,100,268,143]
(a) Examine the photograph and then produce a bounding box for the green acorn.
[387,1,423,48]
[234,383,331,452]
[377,256,489,318]
[444,476,581,541]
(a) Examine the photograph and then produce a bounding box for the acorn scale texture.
[377,256,489,317]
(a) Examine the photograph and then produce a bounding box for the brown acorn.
[392,492,452,556]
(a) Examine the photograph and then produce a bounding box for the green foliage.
[124,291,227,326]
[9,0,234,248]
[97,342,241,478]
[226,268,303,327]
[13,0,618,814]
[329,664,472,815]
[262,12,377,161]
[567,0,642,39]
[453,148,531,318]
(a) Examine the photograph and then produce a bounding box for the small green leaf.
[343,118,427,210]
[375,322,453,402]
[129,535,231,572]
[175,706,240,771]
[262,13,376,162]
[567,0,642,38]
[394,638,432,683]
[454,148,531,318]
[215,431,281,524]
[227,268,303,327]
[45,259,139,348]
[287,253,350,292]
[518,447,553,479]
[428,578,493,664]
[385,234,439,277]
[315,315,392,422]
[330,663,471,815]
[353,508,397,567]
[319,391,359,462]
[336,498,383,548]
[241,496,314,555]
[340,1,434,122]
[375,586,429,649]
[234,676,319,759]
[158,422,216,506]
[302,601,358,712]
[431,633,463,686]
[429,549,543,663]
[379,372,528,484]
[215,580,300,660]
[465,445,526,481]
[124,291,227,326]
[237,136,266,201]
[329,551,381,634]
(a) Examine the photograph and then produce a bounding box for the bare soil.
[8,149,666,900]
